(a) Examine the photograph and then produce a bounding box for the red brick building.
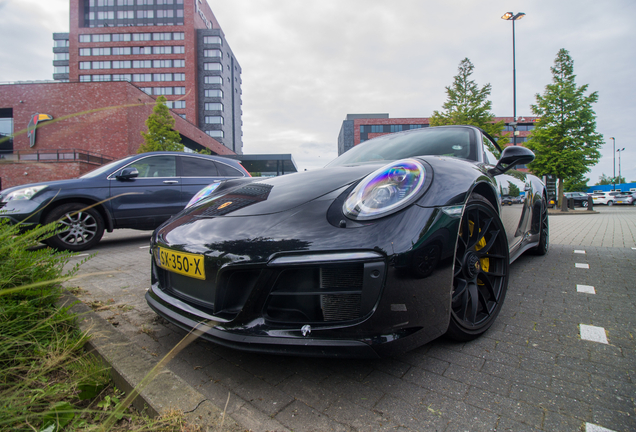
[0,81,234,190]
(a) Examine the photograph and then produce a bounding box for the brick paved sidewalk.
[65,206,636,431]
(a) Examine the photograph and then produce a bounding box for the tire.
[446,194,509,341]
[532,198,549,256]
[607,201,613,206]
[44,203,105,251]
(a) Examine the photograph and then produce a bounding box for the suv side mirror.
[116,167,139,180]
[489,146,535,176]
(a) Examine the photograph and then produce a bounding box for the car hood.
[185,164,382,217]
[0,178,89,199]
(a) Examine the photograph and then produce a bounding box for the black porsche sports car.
[146,126,549,358]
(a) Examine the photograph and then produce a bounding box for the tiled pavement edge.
[58,293,246,432]
[62,207,636,431]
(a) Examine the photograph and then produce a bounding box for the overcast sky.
[1,0,634,185]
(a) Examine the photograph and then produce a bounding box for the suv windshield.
[327,127,477,167]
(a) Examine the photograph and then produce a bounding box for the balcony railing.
[0,149,115,165]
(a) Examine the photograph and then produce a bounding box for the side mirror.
[116,167,139,180]
[489,146,535,176]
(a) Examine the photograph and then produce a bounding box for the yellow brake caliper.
[468,220,489,282]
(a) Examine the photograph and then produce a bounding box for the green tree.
[595,173,625,186]
[430,58,506,151]
[525,49,603,207]
[564,174,589,192]
[508,183,521,198]
[137,95,184,153]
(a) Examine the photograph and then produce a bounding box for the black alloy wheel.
[447,194,509,341]
[44,203,105,251]
[581,200,588,208]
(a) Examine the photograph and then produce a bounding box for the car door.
[109,154,181,229]
[482,136,531,250]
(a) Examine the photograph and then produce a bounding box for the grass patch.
[0,218,198,431]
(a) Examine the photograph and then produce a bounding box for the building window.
[132,60,152,68]
[157,10,174,18]
[152,32,172,41]
[97,11,115,19]
[54,40,69,47]
[410,124,423,129]
[153,73,172,81]
[132,73,152,81]
[178,114,186,119]
[206,130,224,138]
[112,33,132,42]
[204,49,222,58]
[174,87,186,95]
[117,0,134,5]
[370,125,383,133]
[153,87,173,95]
[151,60,171,68]
[205,116,224,124]
[113,60,131,68]
[173,46,185,54]
[54,66,70,74]
[140,87,152,95]
[390,125,403,132]
[132,46,152,55]
[204,63,222,71]
[204,103,223,111]
[173,60,185,67]
[113,74,132,81]
[204,89,223,98]
[92,47,111,56]
[79,35,91,43]
[132,33,151,41]
[204,76,222,84]
[117,10,134,19]
[157,0,174,4]
[91,34,111,42]
[79,75,91,82]
[173,73,185,81]
[91,74,111,82]
[54,53,70,61]
[112,47,132,55]
[79,48,91,56]
[173,32,184,40]
[137,0,154,5]
[165,100,185,109]
[79,62,91,70]
[152,46,172,54]
[96,0,115,5]
[137,10,154,19]
[91,61,111,69]
[203,36,222,44]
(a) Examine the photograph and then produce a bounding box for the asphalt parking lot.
[66,206,636,432]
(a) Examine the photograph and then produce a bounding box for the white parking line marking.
[577,284,596,294]
[586,423,616,432]
[139,246,150,249]
[574,250,586,254]
[633,247,636,250]
[575,263,589,269]
[580,324,608,344]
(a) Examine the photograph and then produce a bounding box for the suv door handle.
[163,180,179,184]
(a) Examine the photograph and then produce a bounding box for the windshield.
[327,126,477,167]
[79,155,137,179]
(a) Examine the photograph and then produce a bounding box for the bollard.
[568,198,575,210]
[561,195,568,212]
[587,195,594,211]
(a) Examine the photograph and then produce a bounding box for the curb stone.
[58,293,246,432]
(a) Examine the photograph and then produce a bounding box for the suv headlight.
[343,159,426,220]
[3,185,48,201]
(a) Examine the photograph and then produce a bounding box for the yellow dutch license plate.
[156,247,205,280]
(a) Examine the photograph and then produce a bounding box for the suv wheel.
[44,203,105,251]
[607,201,613,206]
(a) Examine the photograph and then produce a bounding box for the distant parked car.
[591,191,622,206]
[0,152,250,251]
[564,192,590,207]
[502,195,513,205]
[614,192,634,205]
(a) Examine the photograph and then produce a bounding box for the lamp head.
[501,12,514,20]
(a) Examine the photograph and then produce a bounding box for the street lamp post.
[617,147,625,186]
[501,12,525,146]
[611,137,615,190]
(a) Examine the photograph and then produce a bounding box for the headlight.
[185,182,221,209]
[3,185,48,201]
[343,159,426,220]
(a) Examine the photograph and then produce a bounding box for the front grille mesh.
[320,293,362,321]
